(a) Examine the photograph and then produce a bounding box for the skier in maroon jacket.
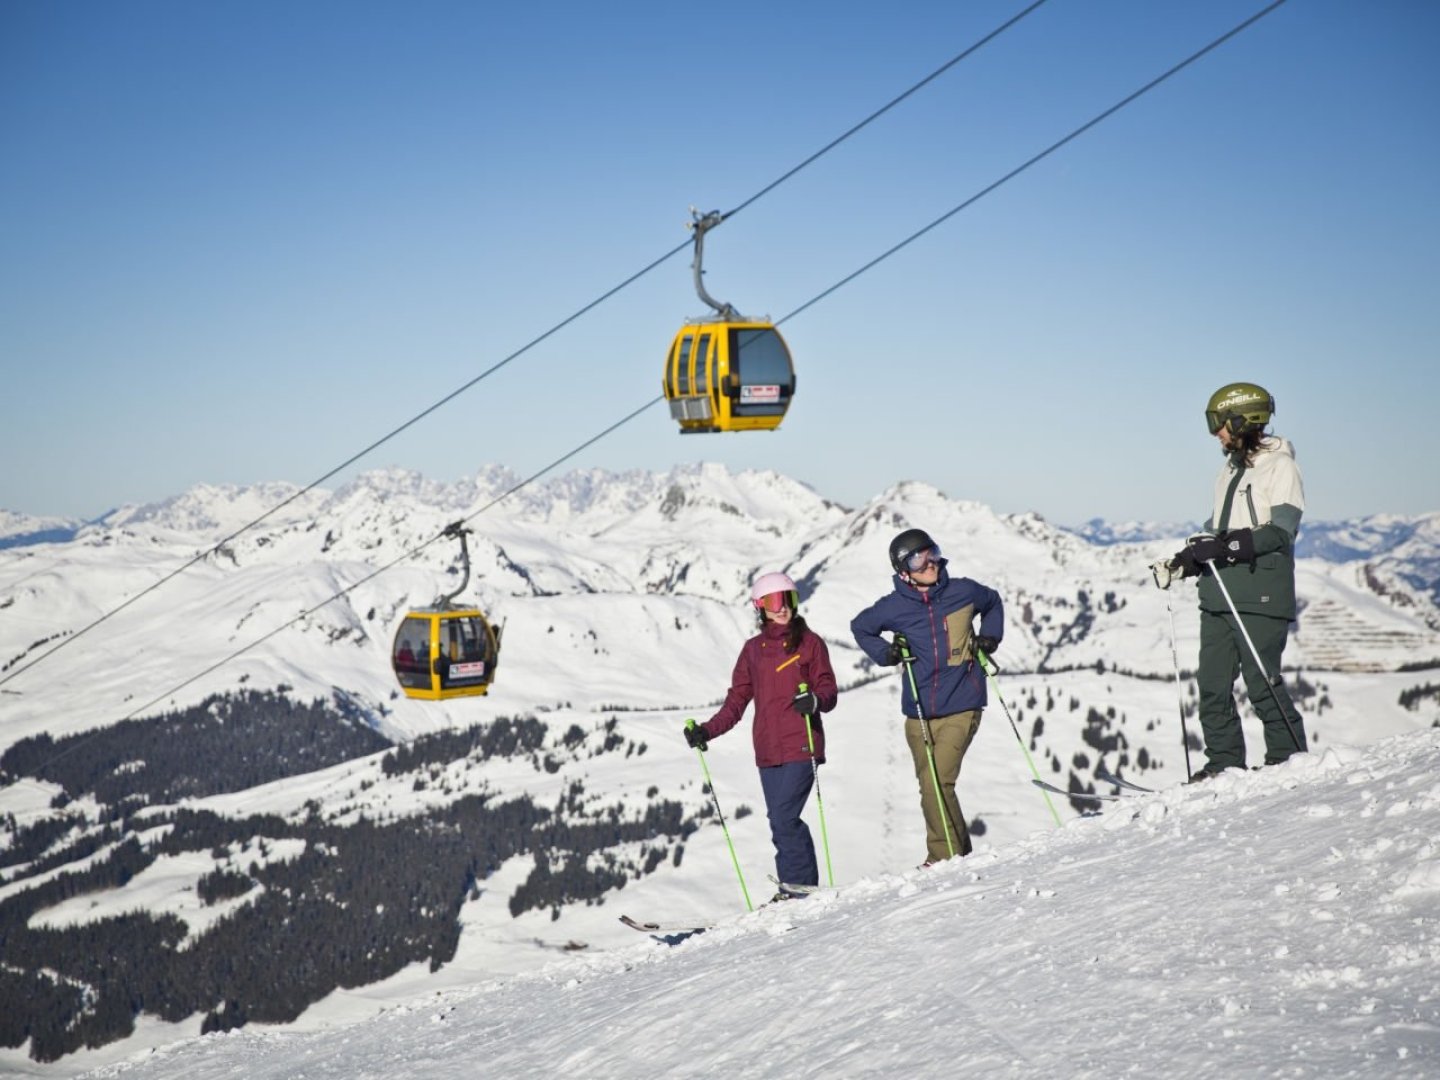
[684,572,839,899]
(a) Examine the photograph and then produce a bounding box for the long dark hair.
[756,605,808,653]
[1230,427,1268,468]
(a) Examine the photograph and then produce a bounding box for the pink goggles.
[754,590,796,612]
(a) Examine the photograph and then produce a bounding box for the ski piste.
[619,914,712,934]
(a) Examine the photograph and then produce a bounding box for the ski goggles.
[903,545,942,573]
[754,590,797,612]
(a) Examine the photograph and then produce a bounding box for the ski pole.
[1200,559,1306,751]
[797,682,834,887]
[1164,593,1196,780]
[896,636,957,859]
[977,649,1062,827]
[685,719,753,912]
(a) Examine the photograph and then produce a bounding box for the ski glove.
[790,689,820,716]
[684,724,709,751]
[884,634,917,666]
[1170,533,1221,578]
[975,635,1000,657]
[1176,530,1256,575]
[1184,533,1229,566]
[1218,527,1256,565]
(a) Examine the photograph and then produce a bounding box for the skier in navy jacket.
[851,528,1004,862]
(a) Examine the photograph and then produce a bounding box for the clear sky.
[3,0,1437,527]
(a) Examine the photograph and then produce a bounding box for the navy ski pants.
[758,760,818,889]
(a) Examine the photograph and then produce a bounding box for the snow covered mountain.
[0,510,88,551]
[1,463,1437,1074]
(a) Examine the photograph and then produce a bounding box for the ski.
[766,874,827,895]
[618,914,712,934]
[1031,778,1123,802]
[1094,765,1154,794]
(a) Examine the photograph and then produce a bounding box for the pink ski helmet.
[750,571,799,612]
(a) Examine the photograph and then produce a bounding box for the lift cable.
[720,0,1052,224]
[16,0,1290,754]
[0,3,1048,691]
[779,0,1291,327]
[7,396,665,794]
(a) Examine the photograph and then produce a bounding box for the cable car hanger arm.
[688,207,741,322]
[437,521,474,608]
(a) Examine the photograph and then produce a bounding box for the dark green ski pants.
[1197,609,1307,770]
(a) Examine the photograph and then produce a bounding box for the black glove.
[1184,533,1229,565]
[1219,528,1256,565]
[884,634,916,666]
[1178,530,1255,573]
[1171,533,1224,578]
[684,724,709,751]
[974,635,1000,657]
[791,689,820,716]
[1168,549,1202,579]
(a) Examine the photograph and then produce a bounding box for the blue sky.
[3,0,1437,526]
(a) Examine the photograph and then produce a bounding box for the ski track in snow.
[77,732,1440,1080]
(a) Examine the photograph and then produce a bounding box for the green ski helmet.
[1205,382,1275,437]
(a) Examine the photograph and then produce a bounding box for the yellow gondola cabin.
[391,522,502,701]
[663,208,796,433]
[664,320,795,433]
[392,607,500,701]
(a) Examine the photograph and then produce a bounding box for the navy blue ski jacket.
[850,560,1004,719]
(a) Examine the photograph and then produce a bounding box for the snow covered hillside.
[79,729,1440,1079]
[0,463,1437,1074]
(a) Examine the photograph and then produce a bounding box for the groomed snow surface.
[81,729,1440,1080]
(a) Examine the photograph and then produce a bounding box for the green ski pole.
[977,648,1062,826]
[685,719,753,912]
[797,682,834,887]
[896,635,957,859]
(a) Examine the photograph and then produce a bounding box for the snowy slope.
[1,464,1438,1076]
[69,728,1440,1080]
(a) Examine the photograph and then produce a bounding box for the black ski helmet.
[889,528,937,574]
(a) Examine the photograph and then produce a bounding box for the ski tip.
[619,914,712,934]
[1032,778,1120,801]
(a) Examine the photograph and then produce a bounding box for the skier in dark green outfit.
[1153,382,1308,780]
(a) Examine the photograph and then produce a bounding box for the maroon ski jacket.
[700,620,838,767]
